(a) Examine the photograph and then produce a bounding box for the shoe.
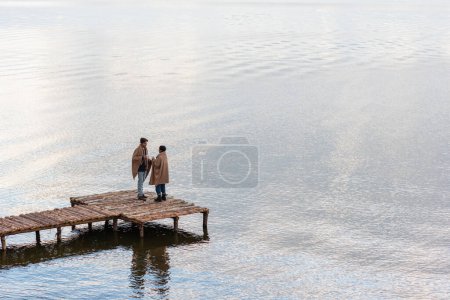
[161,193,167,201]
[155,195,162,202]
[138,195,146,200]
[142,194,148,198]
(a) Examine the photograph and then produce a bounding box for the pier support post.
[88,223,92,232]
[113,218,118,231]
[104,220,109,229]
[36,231,41,245]
[1,236,5,251]
[139,224,144,238]
[56,227,62,243]
[174,231,179,244]
[203,211,209,230]
[173,217,179,231]
[71,203,76,230]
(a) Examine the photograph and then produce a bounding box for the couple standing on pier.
[132,137,169,202]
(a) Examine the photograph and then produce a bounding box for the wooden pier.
[0,190,209,251]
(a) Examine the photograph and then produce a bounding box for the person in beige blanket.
[149,145,169,202]
[132,138,151,200]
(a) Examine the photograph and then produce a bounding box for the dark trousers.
[155,184,166,195]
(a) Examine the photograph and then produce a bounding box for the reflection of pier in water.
[0,223,208,298]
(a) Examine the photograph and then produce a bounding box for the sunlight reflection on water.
[1,0,450,298]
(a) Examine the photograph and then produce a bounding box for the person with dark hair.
[132,138,151,200]
[149,145,169,202]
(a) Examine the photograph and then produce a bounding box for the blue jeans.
[155,184,166,195]
[137,171,146,196]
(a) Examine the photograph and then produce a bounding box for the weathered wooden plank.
[17,216,49,232]
[56,207,84,218]
[0,227,13,236]
[1,220,35,235]
[50,209,83,223]
[89,200,137,208]
[69,206,102,218]
[78,205,117,218]
[123,206,208,223]
[31,211,63,226]
[3,217,30,228]
[20,213,55,227]
[75,207,113,221]
[38,211,68,224]
[84,196,135,204]
[1,216,115,238]
[118,200,188,214]
[74,204,112,216]
[77,203,111,212]
[65,207,99,219]
[18,215,50,230]
[74,198,106,205]
[123,203,195,218]
[57,208,86,221]
[0,219,17,231]
[71,190,135,204]
[42,209,73,223]
[11,216,43,228]
[4,217,29,230]
[0,216,43,234]
[139,199,187,208]
[123,207,194,221]
[81,193,130,201]
[82,193,130,202]
[0,223,13,234]
[98,204,142,211]
[106,203,152,213]
[2,217,24,228]
[0,216,15,224]
[64,207,90,216]
[71,192,111,201]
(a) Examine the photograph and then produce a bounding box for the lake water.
[1,0,450,298]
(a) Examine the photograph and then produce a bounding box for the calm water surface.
[1,0,450,298]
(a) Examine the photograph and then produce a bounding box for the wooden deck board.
[0,219,21,231]
[74,205,112,218]
[123,203,195,219]
[4,217,29,229]
[21,214,55,227]
[49,209,84,223]
[125,207,209,223]
[81,205,116,217]
[0,223,13,232]
[37,211,68,225]
[20,213,54,227]
[9,216,43,228]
